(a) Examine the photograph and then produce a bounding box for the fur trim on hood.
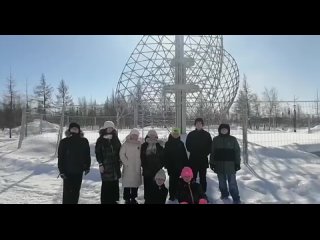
[65,129,84,138]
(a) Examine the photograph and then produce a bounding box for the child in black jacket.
[177,167,208,204]
[146,169,168,204]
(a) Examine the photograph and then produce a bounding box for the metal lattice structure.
[116,35,240,126]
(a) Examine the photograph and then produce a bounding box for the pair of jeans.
[217,173,240,202]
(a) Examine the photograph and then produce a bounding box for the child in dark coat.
[177,167,208,204]
[164,128,188,201]
[146,169,168,204]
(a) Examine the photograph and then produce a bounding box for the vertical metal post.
[174,35,187,134]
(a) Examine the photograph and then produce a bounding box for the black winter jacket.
[186,129,212,169]
[176,179,207,204]
[58,130,91,175]
[164,134,188,176]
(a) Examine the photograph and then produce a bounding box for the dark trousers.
[62,174,83,204]
[101,180,120,204]
[217,174,240,202]
[191,166,207,192]
[143,176,154,203]
[168,174,179,200]
[123,187,138,202]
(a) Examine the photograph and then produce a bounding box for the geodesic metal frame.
[116,35,239,122]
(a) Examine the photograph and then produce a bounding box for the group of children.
[58,118,241,204]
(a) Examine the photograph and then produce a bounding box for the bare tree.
[34,74,53,119]
[78,97,87,116]
[262,87,279,130]
[88,98,97,117]
[3,72,19,138]
[55,79,73,110]
[233,74,259,129]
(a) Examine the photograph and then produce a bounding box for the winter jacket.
[58,130,91,175]
[95,129,121,181]
[186,129,212,169]
[141,137,165,178]
[148,182,168,204]
[176,178,207,204]
[120,136,142,188]
[164,134,189,176]
[209,124,241,174]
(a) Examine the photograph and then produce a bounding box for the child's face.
[149,134,158,141]
[131,134,139,141]
[70,127,79,134]
[221,128,228,135]
[182,176,192,183]
[106,127,113,133]
[195,122,203,130]
[155,178,165,186]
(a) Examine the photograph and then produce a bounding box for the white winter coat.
[120,137,142,188]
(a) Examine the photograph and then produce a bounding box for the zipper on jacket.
[188,183,195,204]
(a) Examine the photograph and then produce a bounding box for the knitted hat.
[154,169,166,181]
[103,121,115,129]
[147,129,158,138]
[181,167,193,178]
[130,128,140,136]
[172,127,180,136]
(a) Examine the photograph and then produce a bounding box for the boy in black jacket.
[164,127,188,201]
[58,122,91,204]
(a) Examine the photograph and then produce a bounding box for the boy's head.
[154,169,166,186]
[181,167,193,183]
[194,118,204,130]
[218,123,230,136]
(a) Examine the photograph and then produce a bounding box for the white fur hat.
[130,128,140,136]
[103,121,115,129]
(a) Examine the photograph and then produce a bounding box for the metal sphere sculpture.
[116,35,239,126]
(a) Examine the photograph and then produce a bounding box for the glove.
[60,173,67,179]
[235,164,241,171]
[180,201,188,204]
[199,198,208,204]
[84,169,90,175]
[99,165,105,173]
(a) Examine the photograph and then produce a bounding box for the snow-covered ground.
[1,122,320,204]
